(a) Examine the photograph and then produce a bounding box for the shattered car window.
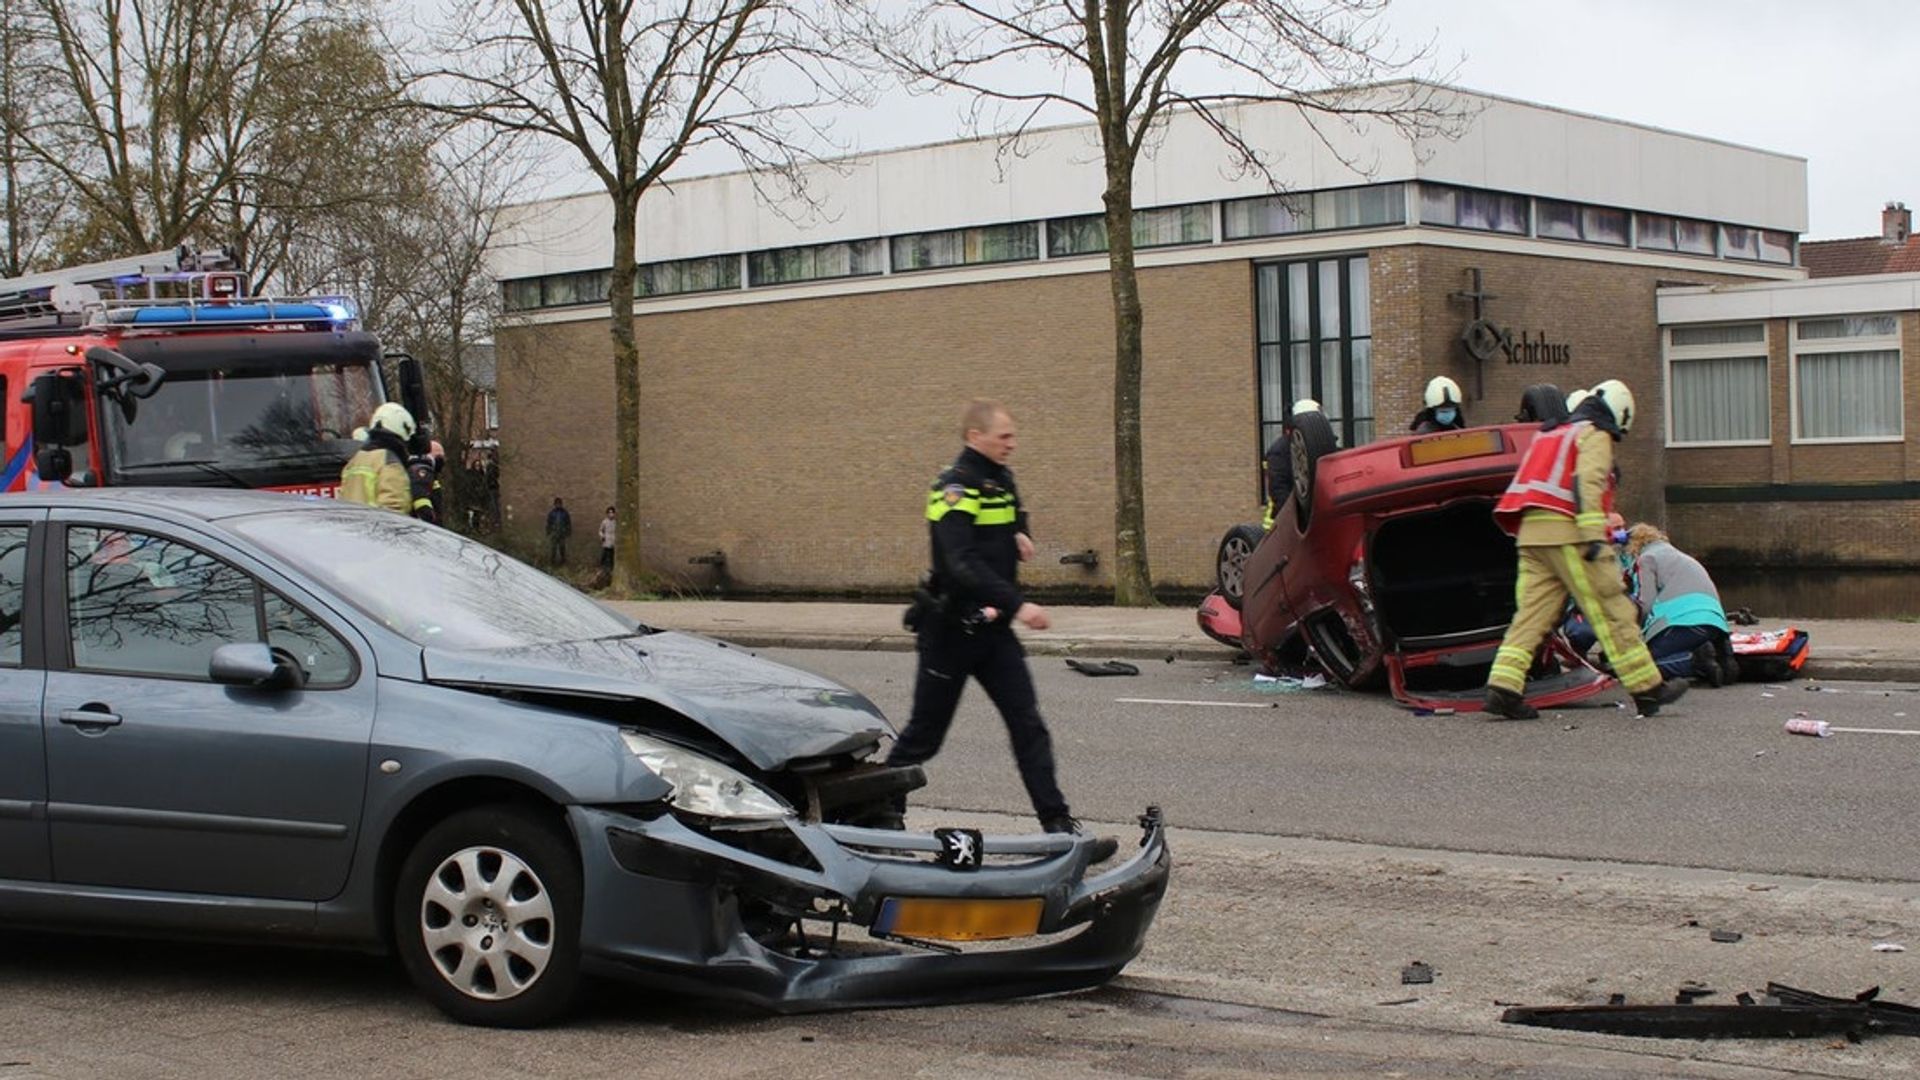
[231,509,633,650]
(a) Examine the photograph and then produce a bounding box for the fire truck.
[0,247,425,496]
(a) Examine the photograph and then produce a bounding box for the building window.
[502,279,542,312]
[1222,183,1405,240]
[539,270,609,307]
[1255,254,1372,453]
[1792,315,1903,442]
[1720,225,1795,264]
[484,391,498,431]
[1417,183,1527,234]
[747,239,885,286]
[1637,213,1717,255]
[892,223,1039,271]
[1665,323,1768,446]
[1047,204,1213,257]
[638,255,740,297]
[1535,199,1629,246]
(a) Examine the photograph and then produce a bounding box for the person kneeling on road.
[1624,524,1734,686]
[1482,380,1688,720]
[888,398,1117,863]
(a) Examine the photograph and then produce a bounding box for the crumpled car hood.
[420,631,892,770]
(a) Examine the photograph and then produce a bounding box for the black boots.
[1483,686,1539,721]
[1631,679,1690,716]
[1042,816,1120,864]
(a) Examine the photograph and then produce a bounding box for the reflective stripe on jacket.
[339,448,411,513]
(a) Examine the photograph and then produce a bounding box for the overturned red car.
[1199,414,1613,712]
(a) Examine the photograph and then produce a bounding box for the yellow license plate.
[874,896,1045,941]
[1407,429,1505,466]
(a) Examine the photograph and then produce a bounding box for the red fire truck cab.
[1,248,401,497]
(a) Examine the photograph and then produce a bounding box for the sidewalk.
[607,599,1920,683]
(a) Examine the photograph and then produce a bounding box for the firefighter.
[1409,375,1467,433]
[1482,380,1689,720]
[339,403,433,518]
[887,399,1115,859]
[1262,398,1320,530]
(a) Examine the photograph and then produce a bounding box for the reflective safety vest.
[1493,421,1587,536]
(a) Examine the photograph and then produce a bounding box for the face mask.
[1610,527,1629,545]
[1435,407,1458,425]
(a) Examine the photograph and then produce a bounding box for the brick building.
[490,84,1805,594]
[1660,201,1920,570]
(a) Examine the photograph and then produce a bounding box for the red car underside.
[1198,423,1615,713]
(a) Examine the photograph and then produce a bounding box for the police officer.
[887,399,1116,859]
[1410,375,1468,433]
[1483,380,1688,720]
[339,403,432,517]
[1262,398,1321,530]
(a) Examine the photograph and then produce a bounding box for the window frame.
[1253,253,1374,459]
[50,519,361,689]
[1662,322,1771,448]
[1788,314,1906,445]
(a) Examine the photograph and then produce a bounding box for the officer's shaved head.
[963,399,1018,465]
[961,398,1009,440]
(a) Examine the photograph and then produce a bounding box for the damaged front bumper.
[569,803,1171,1012]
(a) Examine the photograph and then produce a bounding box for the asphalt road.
[759,647,1920,883]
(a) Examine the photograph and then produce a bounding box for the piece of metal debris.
[1710,929,1744,943]
[1502,984,1920,1042]
[1873,943,1907,953]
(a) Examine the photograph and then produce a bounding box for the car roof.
[1,487,355,522]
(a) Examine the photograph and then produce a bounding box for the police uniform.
[885,446,1071,826]
[1486,414,1663,700]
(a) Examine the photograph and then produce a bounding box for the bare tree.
[6,0,401,272]
[413,0,854,591]
[0,0,61,275]
[847,1,1452,604]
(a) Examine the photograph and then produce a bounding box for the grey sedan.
[0,489,1169,1026]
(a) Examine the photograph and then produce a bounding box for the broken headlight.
[620,730,793,821]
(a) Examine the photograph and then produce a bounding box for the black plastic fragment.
[1065,659,1141,677]
[1501,984,1920,1041]
[1709,929,1743,943]
[1401,962,1434,985]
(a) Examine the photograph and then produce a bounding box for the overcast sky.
[811,0,1916,240]
[447,0,1916,240]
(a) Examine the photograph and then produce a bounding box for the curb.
[706,633,1920,684]
[707,631,1235,662]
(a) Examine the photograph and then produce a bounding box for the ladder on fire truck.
[0,246,243,330]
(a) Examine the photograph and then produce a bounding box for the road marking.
[1115,697,1275,709]
[1827,726,1920,736]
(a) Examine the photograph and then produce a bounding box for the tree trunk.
[608,197,644,592]
[1103,172,1154,606]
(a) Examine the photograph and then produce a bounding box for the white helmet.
[1291,398,1322,417]
[1423,375,1463,409]
[1590,379,1636,433]
[368,402,416,442]
[1565,388,1590,412]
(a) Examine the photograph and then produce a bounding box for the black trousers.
[885,619,1069,822]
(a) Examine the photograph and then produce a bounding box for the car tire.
[1215,523,1265,610]
[393,806,583,1028]
[1289,411,1339,530]
[1517,383,1568,425]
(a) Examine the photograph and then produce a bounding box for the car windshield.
[230,509,635,649]
[105,359,378,478]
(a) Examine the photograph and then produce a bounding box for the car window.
[264,590,355,687]
[0,525,25,666]
[67,526,260,679]
[230,509,633,650]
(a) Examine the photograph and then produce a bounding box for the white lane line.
[1827,726,1920,736]
[1115,697,1275,709]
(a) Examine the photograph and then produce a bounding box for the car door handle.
[59,708,123,728]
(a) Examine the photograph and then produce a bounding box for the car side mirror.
[27,370,90,446]
[209,642,308,691]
